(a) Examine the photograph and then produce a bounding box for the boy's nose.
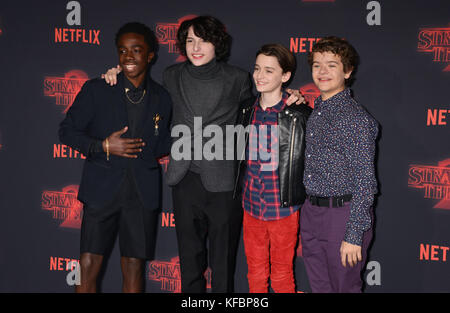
[193,41,200,51]
[319,66,327,73]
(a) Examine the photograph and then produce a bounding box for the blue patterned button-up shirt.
[304,88,378,246]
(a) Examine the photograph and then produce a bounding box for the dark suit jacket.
[162,61,254,192]
[59,72,172,210]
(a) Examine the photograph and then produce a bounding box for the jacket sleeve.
[238,72,255,109]
[58,80,99,157]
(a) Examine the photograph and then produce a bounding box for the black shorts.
[80,173,159,260]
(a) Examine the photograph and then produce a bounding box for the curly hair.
[177,16,232,61]
[307,36,359,86]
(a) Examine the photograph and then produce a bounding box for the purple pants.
[300,199,373,293]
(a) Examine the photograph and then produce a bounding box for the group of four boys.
[59,15,378,293]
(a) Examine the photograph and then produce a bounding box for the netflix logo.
[290,37,322,54]
[54,28,100,45]
[427,108,449,126]
[53,144,86,159]
[419,243,450,262]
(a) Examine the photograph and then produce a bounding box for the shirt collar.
[314,88,351,109]
[124,75,147,92]
[255,91,289,113]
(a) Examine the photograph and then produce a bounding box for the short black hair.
[177,16,232,61]
[115,22,157,53]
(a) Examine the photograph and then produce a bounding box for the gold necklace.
[125,88,146,104]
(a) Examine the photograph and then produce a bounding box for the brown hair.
[307,36,359,86]
[256,43,296,74]
[256,43,296,86]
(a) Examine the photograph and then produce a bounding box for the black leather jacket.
[233,99,312,207]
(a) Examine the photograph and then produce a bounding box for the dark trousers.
[172,171,242,293]
[300,198,373,293]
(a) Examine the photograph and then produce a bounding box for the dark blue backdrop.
[0,0,449,293]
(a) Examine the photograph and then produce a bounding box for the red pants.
[243,210,299,293]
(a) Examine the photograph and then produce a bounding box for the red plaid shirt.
[242,92,300,221]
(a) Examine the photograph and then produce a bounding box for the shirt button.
[308,175,311,178]
[307,154,311,157]
[318,112,321,115]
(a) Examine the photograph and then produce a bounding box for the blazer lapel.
[112,73,130,137]
[178,63,196,118]
[136,78,160,139]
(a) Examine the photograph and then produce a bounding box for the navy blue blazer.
[59,72,172,210]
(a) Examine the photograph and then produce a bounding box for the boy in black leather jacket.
[234,44,311,293]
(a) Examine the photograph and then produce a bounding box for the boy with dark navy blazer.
[59,22,172,293]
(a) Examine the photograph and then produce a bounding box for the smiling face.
[253,54,291,95]
[185,26,216,66]
[311,51,352,101]
[117,32,154,87]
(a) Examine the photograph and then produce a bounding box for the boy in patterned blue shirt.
[301,36,378,293]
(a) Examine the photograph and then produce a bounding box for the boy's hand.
[101,65,122,86]
[285,88,306,106]
[103,126,145,158]
[340,241,362,268]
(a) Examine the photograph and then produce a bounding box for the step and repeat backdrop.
[0,0,448,293]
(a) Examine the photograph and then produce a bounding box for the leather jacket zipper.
[288,117,297,202]
[233,107,254,198]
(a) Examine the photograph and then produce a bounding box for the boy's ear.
[147,52,155,64]
[282,71,292,83]
[344,67,353,80]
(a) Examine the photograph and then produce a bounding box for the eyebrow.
[255,64,276,70]
[313,60,339,64]
[118,44,144,49]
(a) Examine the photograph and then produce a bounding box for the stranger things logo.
[44,70,88,113]
[299,83,320,108]
[41,185,83,229]
[408,159,450,209]
[147,256,211,293]
[155,15,197,62]
[418,26,450,72]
